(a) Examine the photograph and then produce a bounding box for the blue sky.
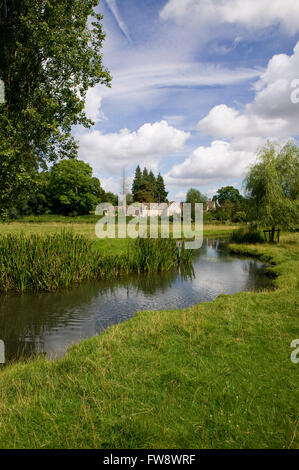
[76,0,299,200]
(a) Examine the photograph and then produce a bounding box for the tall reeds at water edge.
[0,232,193,292]
[128,238,193,273]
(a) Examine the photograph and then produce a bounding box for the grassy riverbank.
[0,233,298,448]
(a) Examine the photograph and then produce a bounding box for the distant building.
[127,201,182,218]
[206,199,216,211]
[166,201,182,217]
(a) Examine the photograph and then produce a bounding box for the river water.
[0,239,272,362]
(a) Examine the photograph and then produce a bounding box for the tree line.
[132,166,168,203]
[9,159,116,217]
[185,186,247,223]
[2,142,298,239]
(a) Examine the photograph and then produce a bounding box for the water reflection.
[0,239,272,361]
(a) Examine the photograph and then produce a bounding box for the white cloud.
[84,88,107,123]
[172,190,187,202]
[99,176,120,194]
[166,140,255,186]
[198,104,291,138]
[166,43,299,189]
[79,120,190,174]
[198,42,299,139]
[160,0,299,35]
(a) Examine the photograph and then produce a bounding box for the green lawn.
[0,218,239,256]
[0,233,298,448]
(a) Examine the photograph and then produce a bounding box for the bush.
[203,211,217,222]
[214,209,230,222]
[233,211,247,223]
[230,228,264,244]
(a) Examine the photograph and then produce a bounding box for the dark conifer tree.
[132,165,142,201]
[155,173,168,203]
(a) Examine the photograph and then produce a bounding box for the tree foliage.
[132,166,168,203]
[186,188,207,205]
[186,188,207,220]
[214,186,243,206]
[47,159,103,215]
[212,186,245,221]
[0,0,111,217]
[155,173,168,203]
[244,141,299,240]
[102,191,118,207]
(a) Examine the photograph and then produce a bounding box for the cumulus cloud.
[198,104,292,138]
[160,0,299,35]
[79,120,190,174]
[172,190,187,202]
[84,88,107,123]
[198,42,299,139]
[166,43,299,188]
[99,176,120,194]
[166,140,255,186]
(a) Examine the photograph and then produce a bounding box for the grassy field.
[0,233,298,448]
[0,216,239,255]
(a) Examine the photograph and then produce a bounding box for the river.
[0,239,272,362]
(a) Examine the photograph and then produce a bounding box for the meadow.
[0,231,298,448]
[0,215,239,254]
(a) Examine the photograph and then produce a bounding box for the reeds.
[0,231,193,292]
[230,227,265,244]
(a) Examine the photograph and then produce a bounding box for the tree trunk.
[270,225,275,243]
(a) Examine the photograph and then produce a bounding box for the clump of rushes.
[127,238,193,273]
[230,227,265,244]
[0,231,193,292]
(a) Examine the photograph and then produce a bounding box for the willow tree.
[0,0,111,217]
[244,141,299,242]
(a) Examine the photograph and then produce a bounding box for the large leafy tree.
[0,0,111,217]
[47,159,103,215]
[186,188,207,205]
[214,186,243,206]
[214,186,244,220]
[186,188,207,220]
[244,141,299,241]
[102,191,118,207]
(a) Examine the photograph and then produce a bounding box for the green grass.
[0,220,239,272]
[0,234,298,448]
[6,214,102,224]
[0,220,239,254]
[0,232,192,292]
